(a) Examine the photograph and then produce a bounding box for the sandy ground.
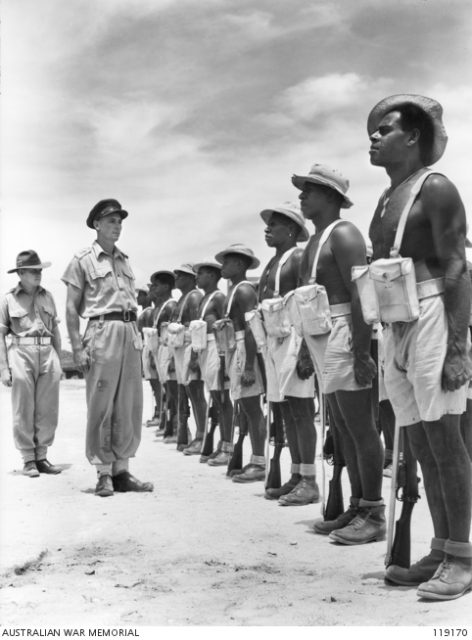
[0,379,471,628]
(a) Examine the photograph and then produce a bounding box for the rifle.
[176,384,190,448]
[385,425,420,568]
[265,401,284,490]
[323,406,345,521]
[318,386,327,516]
[201,399,218,458]
[227,401,247,476]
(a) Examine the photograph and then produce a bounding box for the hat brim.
[367,94,448,165]
[86,210,128,229]
[150,270,175,282]
[215,249,260,269]
[8,261,51,273]
[260,208,310,242]
[173,268,196,277]
[291,175,353,209]
[194,262,222,273]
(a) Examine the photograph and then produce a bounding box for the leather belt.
[12,336,52,345]
[89,311,137,322]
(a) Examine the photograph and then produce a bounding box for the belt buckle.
[123,310,131,322]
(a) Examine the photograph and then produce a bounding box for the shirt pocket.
[8,301,32,332]
[88,263,115,295]
[117,263,135,293]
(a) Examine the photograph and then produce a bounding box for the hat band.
[99,205,122,217]
[306,175,348,196]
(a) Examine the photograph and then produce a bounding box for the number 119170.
[433,630,468,637]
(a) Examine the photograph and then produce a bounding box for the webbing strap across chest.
[225,280,253,316]
[309,219,344,284]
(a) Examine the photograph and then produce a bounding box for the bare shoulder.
[331,220,365,248]
[422,173,462,209]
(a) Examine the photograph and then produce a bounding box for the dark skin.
[297,182,383,502]
[369,107,471,543]
[260,212,316,470]
[369,111,470,391]
[196,266,233,443]
[151,281,177,435]
[220,254,266,456]
[171,271,206,439]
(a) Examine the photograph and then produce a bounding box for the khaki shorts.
[198,335,228,392]
[226,330,264,400]
[156,344,176,382]
[304,314,371,394]
[383,294,468,426]
[265,329,314,402]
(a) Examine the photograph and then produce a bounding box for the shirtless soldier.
[138,282,161,427]
[215,244,266,482]
[257,204,319,505]
[292,164,385,543]
[170,265,207,454]
[150,270,177,440]
[367,94,471,600]
[193,259,233,465]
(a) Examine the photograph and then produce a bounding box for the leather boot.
[278,476,320,506]
[385,549,444,586]
[329,504,386,545]
[313,503,358,535]
[417,555,472,601]
[265,474,301,500]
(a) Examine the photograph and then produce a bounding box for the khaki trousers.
[9,344,61,462]
[83,320,143,465]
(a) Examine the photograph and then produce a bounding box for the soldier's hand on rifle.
[241,367,256,387]
[353,351,377,386]
[296,349,314,380]
[73,347,91,373]
[1,367,12,387]
[442,347,472,391]
[188,351,200,373]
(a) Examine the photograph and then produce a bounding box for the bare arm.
[424,175,471,390]
[65,284,89,371]
[0,328,12,386]
[332,223,376,386]
[52,325,62,356]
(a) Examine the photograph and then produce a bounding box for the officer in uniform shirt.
[62,199,153,497]
[0,250,62,477]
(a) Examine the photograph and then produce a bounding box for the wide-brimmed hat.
[367,94,448,165]
[260,202,309,242]
[193,259,222,273]
[86,199,128,229]
[173,263,196,277]
[215,243,260,269]
[7,250,51,273]
[150,270,175,286]
[291,164,353,209]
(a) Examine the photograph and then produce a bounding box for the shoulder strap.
[177,289,199,323]
[225,280,253,316]
[199,290,219,319]
[273,247,297,297]
[310,219,344,283]
[390,170,436,257]
[153,298,173,327]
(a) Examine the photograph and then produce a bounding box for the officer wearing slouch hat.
[62,199,153,497]
[0,250,62,477]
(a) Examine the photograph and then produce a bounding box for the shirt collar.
[92,240,128,261]
[12,282,46,296]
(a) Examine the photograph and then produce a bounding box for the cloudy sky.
[2,0,472,339]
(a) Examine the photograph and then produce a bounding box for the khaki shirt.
[61,241,137,318]
[0,284,58,337]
